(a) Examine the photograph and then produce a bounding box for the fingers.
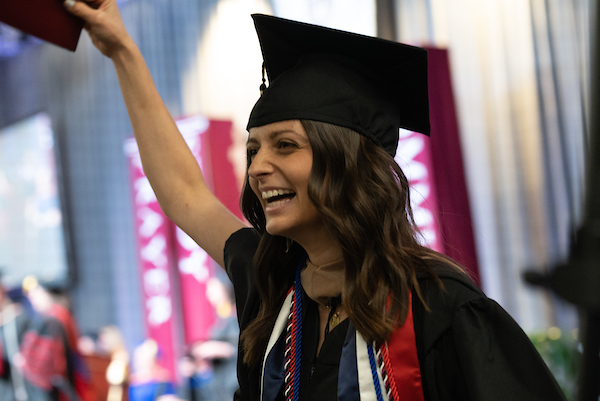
[64,0,131,57]
[64,0,97,21]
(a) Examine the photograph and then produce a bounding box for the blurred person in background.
[0,272,30,401]
[128,339,175,401]
[19,276,94,401]
[76,332,98,357]
[189,340,235,401]
[97,325,129,401]
[172,339,235,401]
[97,326,128,363]
[174,349,215,401]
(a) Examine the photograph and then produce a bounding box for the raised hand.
[64,0,132,58]
[63,0,246,267]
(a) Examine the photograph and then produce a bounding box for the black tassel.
[259,62,267,95]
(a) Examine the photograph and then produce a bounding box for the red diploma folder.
[0,0,84,51]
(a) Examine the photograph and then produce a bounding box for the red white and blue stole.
[260,266,425,401]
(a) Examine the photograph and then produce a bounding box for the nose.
[247,147,273,179]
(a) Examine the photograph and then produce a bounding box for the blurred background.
[0,0,594,400]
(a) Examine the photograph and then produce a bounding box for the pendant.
[329,312,340,330]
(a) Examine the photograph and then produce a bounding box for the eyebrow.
[246,129,302,146]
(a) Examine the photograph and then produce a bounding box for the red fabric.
[45,305,95,401]
[47,304,79,350]
[51,308,95,401]
[73,366,95,401]
[20,331,67,390]
[387,293,425,401]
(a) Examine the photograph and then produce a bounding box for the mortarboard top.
[246,14,430,156]
[0,0,84,51]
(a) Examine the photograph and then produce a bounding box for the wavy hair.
[240,120,463,365]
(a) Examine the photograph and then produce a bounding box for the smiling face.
[247,120,324,245]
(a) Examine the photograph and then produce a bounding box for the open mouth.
[262,189,296,204]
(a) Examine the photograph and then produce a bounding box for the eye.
[278,141,297,150]
[246,147,258,163]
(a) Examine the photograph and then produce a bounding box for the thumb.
[64,0,96,21]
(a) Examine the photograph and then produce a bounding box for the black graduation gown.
[224,228,567,401]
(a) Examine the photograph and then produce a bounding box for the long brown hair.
[240,120,463,365]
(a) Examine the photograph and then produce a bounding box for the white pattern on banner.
[146,295,172,326]
[395,129,443,253]
[125,135,178,377]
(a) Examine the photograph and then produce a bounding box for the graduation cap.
[246,14,430,156]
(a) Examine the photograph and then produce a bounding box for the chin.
[265,223,287,238]
[265,219,296,239]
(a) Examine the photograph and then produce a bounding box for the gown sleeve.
[223,227,262,401]
[415,276,567,401]
[223,227,260,327]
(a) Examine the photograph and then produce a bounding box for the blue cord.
[367,343,384,401]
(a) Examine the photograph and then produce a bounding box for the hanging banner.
[124,139,178,378]
[174,118,241,345]
[396,47,480,279]
[173,117,230,346]
[395,130,444,253]
[426,47,479,279]
[173,116,215,347]
[125,116,242,375]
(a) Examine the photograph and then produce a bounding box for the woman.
[65,1,567,400]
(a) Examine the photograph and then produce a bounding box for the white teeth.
[261,189,292,200]
[268,198,292,208]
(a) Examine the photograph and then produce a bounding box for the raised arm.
[65,0,246,267]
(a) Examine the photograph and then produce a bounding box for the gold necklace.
[329,309,340,330]
[325,296,342,334]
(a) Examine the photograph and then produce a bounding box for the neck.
[293,229,344,266]
[306,247,344,267]
[300,233,346,305]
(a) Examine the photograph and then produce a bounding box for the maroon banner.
[395,47,479,280]
[174,116,218,345]
[174,118,242,345]
[124,140,178,378]
[126,116,242,376]
[426,47,479,279]
[395,130,444,254]
[204,120,245,221]
[174,117,242,347]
